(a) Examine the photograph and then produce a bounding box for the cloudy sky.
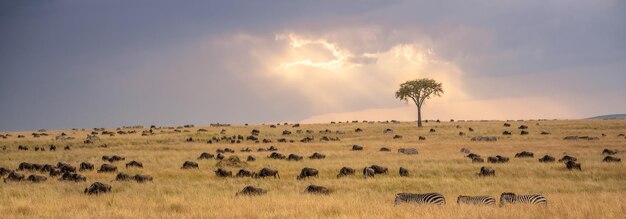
[1,0,625,131]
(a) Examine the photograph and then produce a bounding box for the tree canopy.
[395,78,444,127]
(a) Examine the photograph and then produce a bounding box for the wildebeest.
[602,149,618,155]
[79,162,94,171]
[466,153,481,159]
[236,186,266,196]
[515,151,534,158]
[256,168,279,179]
[125,161,143,168]
[98,164,117,173]
[566,161,582,170]
[460,148,471,154]
[558,155,577,162]
[538,155,556,163]
[459,131,466,136]
[84,182,112,195]
[369,165,388,175]
[18,162,35,171]
[603,156,621,162]
[305,185,330,194]
[563,136,578,140]
[27,174,47,183]
[488,156,509,163]
[503,123,511,127]
[502,131,512,135]
[0,167,11,176]
[198,152,214,159]
[57,162,76,173]
[541,131,551,135]
[60,172,86,182]
[4,171,25,182]
[181,161,199,169]
[520,130,529,135]
[471,136,497,142]
[247,155,256,162]
[337,167,355,178]
[115,173,132,181]
[472,157,485,163]
[287,154,303,161]
[296,167,319,180]
[383,129,393,134]
[240,147,252,152]
[309,152,326,159]
[133,174,153,183]
[236,169,255,177]
[398,148,418,155]
[49,145,56,151]
[107,155,125,163]
[18,145,29,150]
[468,127,474,132]
[355,128,363,132]
[518,125,528,129]
[49,168,63,177]
[363,167,375,178]
[268,152,286,160]
[351,145,363,151]
[216,153,225,160]
[64,145,71,150]
[419,136,426,140]
[399,167,409,177]
[393,135,403,139]
[478,166,495,176]
[215,168,232,177]
[380,147,391,152]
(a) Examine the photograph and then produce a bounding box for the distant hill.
[588,114,626,119]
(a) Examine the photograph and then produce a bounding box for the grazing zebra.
[457,195,496,205]
[394,193,445,206]
[500,193,547,205]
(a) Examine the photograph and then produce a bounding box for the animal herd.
[1,121,623,209]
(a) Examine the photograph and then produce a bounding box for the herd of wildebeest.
[1,120,624,206]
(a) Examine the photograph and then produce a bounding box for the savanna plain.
[1,119,625,219]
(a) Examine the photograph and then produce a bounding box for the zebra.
[456,195,496,205]
[500,193,547,205]
[394,193,445,206]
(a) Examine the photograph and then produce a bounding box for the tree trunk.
[417,105,422,127]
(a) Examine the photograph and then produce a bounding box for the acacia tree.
[395,78,444,127]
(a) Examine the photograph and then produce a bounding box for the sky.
[1,0,625,131]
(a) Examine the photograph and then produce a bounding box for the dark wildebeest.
[430,128,436,133]
[181,161,199,169]
[603,156,621,163]
[515,151,534,158]
[504,123,511,127]
[133,174,153,183]
[370,165,388,174]
[337,167,355,178]
[240,148,252,152]
[363,167,375,178]
[198,152,214,159]
[602,149,618,155]
[84,182,112,195]
[49,168,63,177]
[478,167,495,177]
[459,131,466,136]
[64,146,71,150]
[488,156,509,163]
[18,162,35,171]
[566,161,581,170]
[306,185,330,195]
[558,155,577,163]
[419,136,426,140]
[518,125,528,129]
[287,154,303,161]
[296,167,319,180]
[236,186,266,196]
[49,145,56,151]
[399,167,409,177]
[469,127,475,132]
[236,169,255,178]
[472,157,485,163]
[393,135,403,139]
[398,148,418,155]
[102,156,111,161]
[541,131,551,135]
[0,167,11,176]
[352,145,363,151]
[380,147,391,152]
[268,152,286,160]
[115,173,132,181]
[108,155,125,163]
[27,174,47,183]
[460,148,471,154]
[246,156,256,162]
[125,161,143,168]
[79,162,94,171]
[502,131,512,135]
[4,171,25,182]
[98,164,117,173]
[216,153,225,160]
[466,153,481,159]
[539,155,556,163]
[60,172,86,182]
[215,168,232,177]
[256,168,279,179]
[309,152,326,159]
[57,162,76,173]
[520,130,529,135]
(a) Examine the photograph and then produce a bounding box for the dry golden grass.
[1,119,625,218]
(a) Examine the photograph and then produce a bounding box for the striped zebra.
[456,195,496,205]
[500,193,547,205]
[394,193,445,206]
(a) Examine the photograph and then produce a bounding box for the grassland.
[1,119,625,218]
